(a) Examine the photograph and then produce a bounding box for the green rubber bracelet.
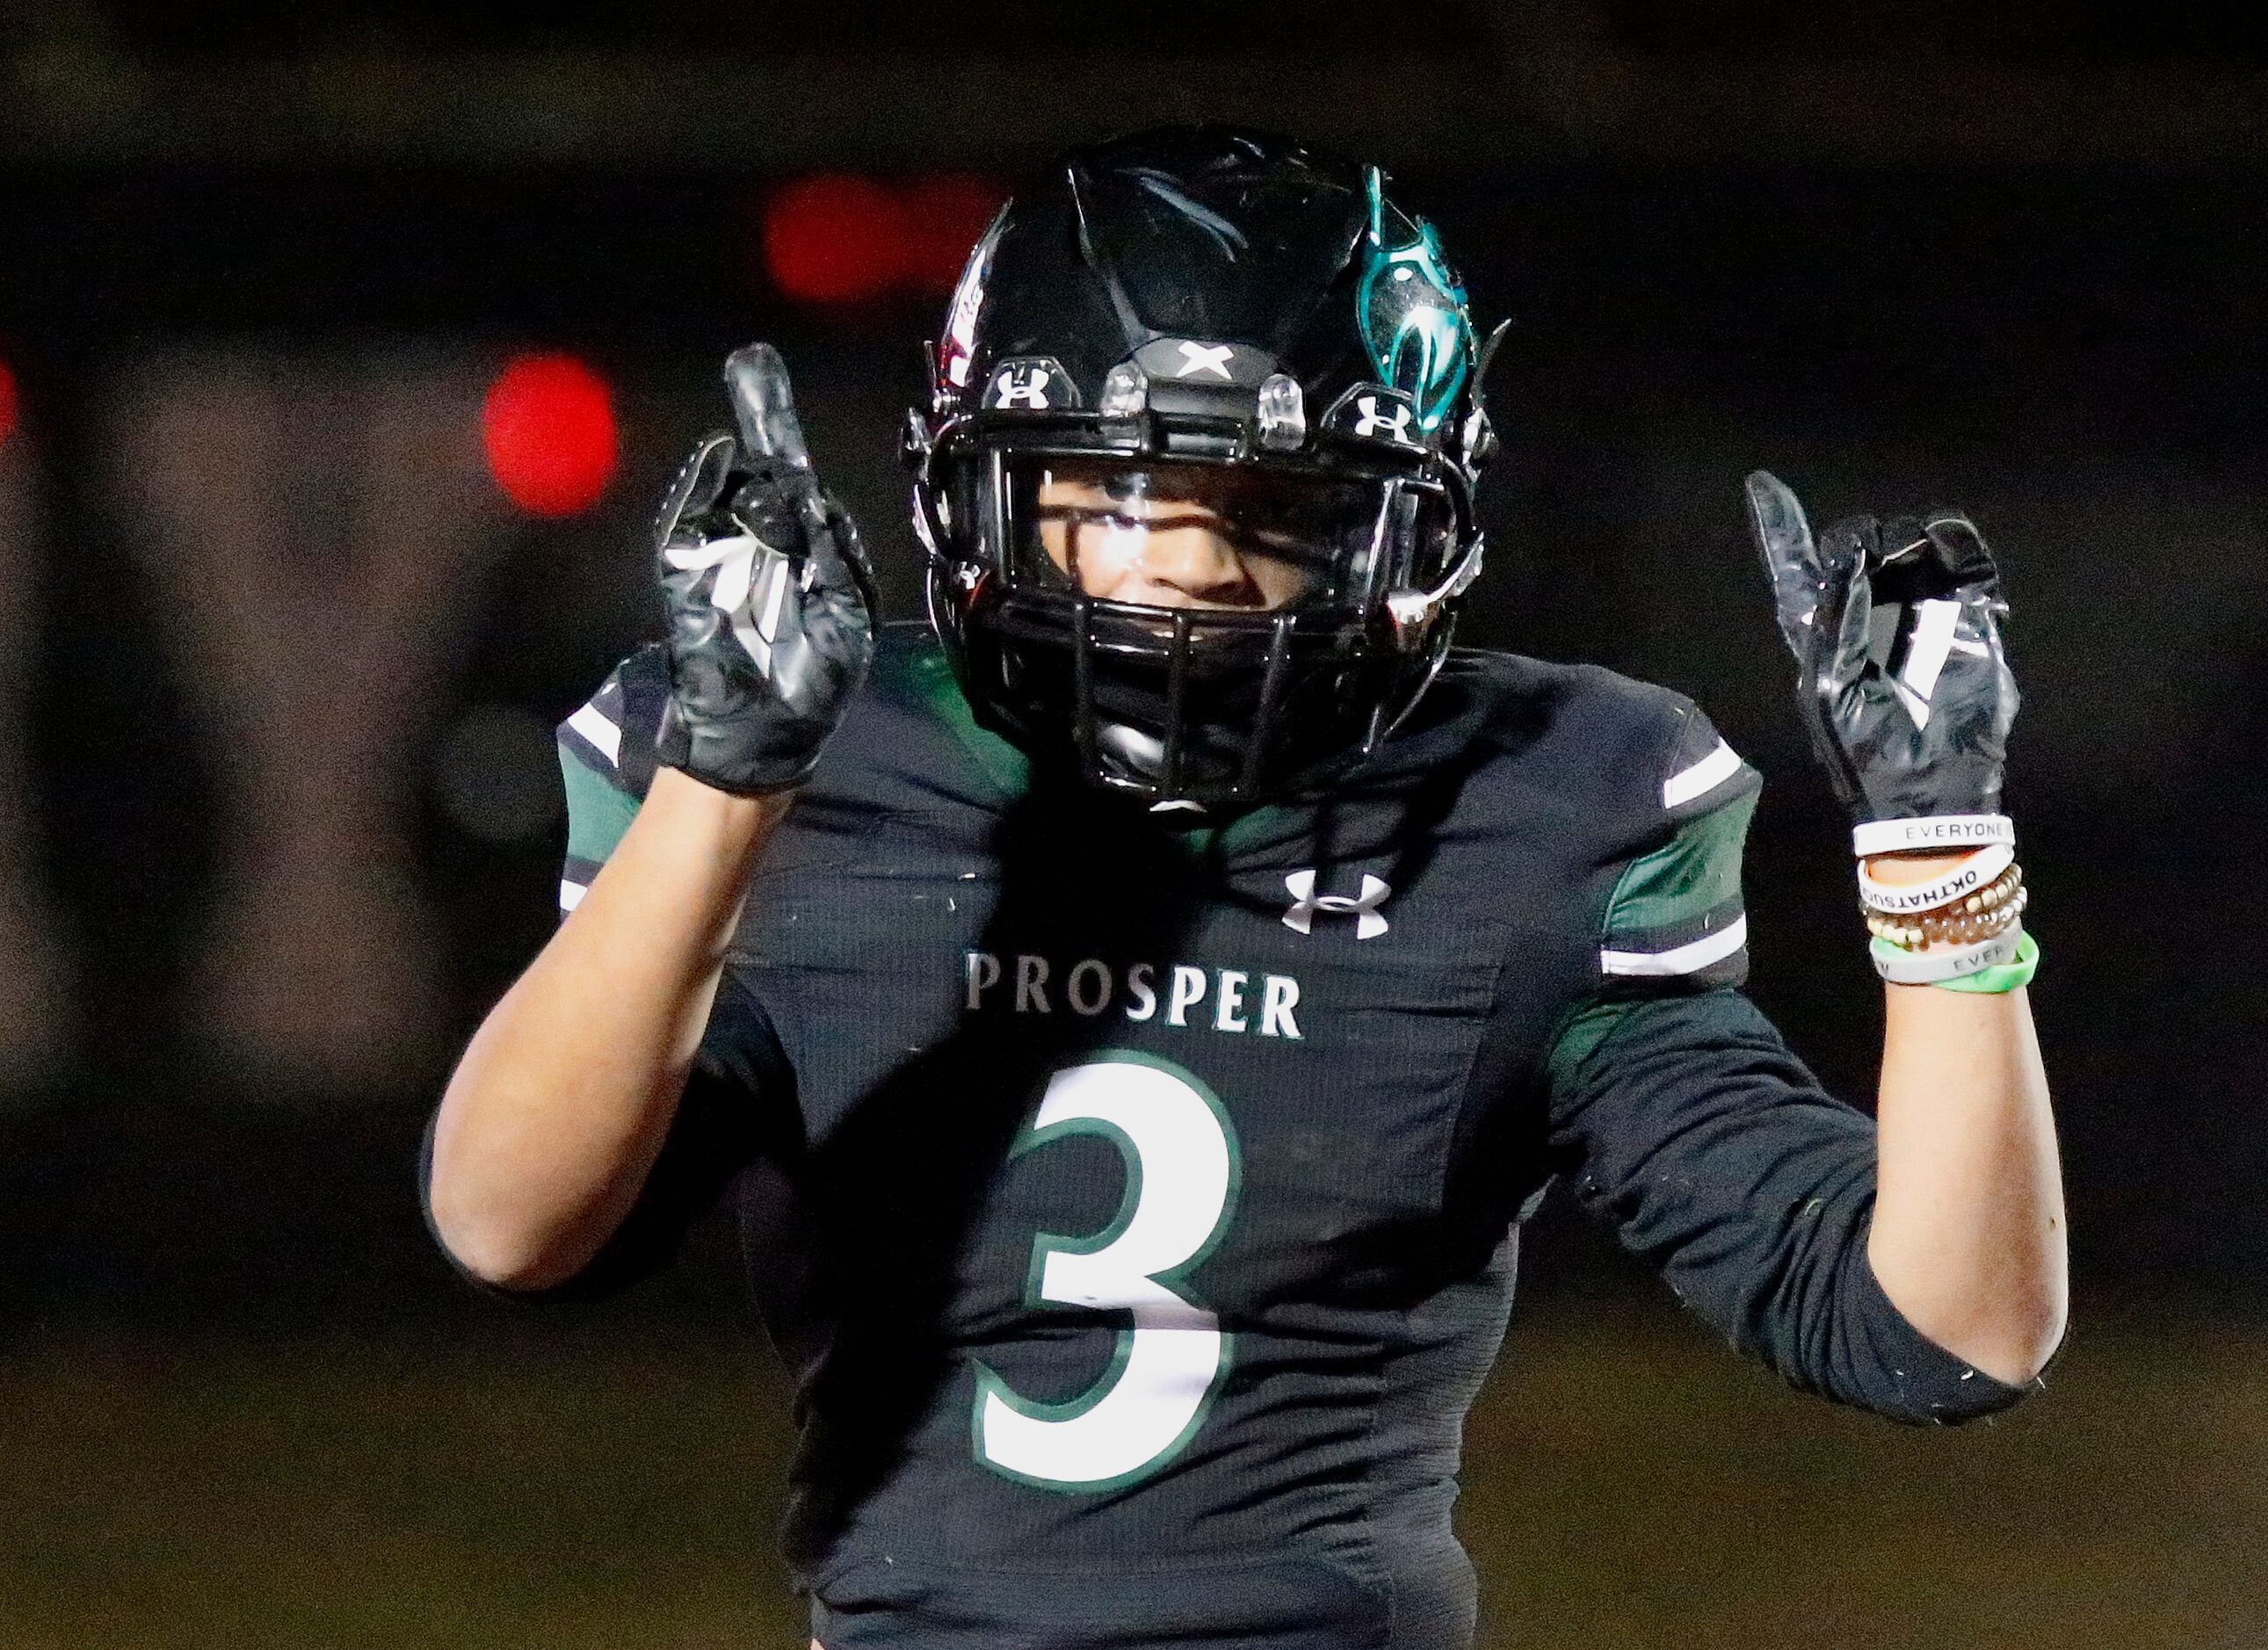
[1929,930,2040,994]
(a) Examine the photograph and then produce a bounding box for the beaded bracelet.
[1860,847,2038,993]
[1863,872,2026,949]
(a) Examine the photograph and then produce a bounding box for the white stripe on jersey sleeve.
[566,700,624,767]
[1662,738,1743,810]
[1599,915,1748,977]
[559,878,589,913]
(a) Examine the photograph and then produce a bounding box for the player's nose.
[1136,524,1255,606]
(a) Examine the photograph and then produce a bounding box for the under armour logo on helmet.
[990,365,1053,409]
[1282,870,1391,939]
[1175,342,1235,380]
[1353,395,1412,440]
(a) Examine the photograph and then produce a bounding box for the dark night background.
[0,4,2263,1646]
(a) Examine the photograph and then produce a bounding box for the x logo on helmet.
[1174,343,1235,380]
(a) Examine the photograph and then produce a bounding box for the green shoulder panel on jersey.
[1602,785,1757,945]
[555,646,670,915]
[1595,696,1760,991]
[561,745,641,862]
[873,624,1031,799]
[1547,715,1759,1091]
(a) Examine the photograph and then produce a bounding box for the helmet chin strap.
[1384,530,1487,649]
[1096,721,1212,814]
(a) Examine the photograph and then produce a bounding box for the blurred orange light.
[763,173,1006,307]
[482,352,619,517]
[0,359,18,451]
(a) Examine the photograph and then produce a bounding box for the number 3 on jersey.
[974,1053,1243,1491]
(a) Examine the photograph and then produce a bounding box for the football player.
[425,128,2065,1650]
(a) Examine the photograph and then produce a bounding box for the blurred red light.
[900,174,1009,294]
[762,173,1007,307]
[482,352,619,517]
[0,360,18,451]
[764,174,907,306]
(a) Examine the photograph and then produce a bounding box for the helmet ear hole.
[1460,406,1497,479]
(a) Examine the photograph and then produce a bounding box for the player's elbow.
[425,1186,562,1293]
[1868,1224,2069,1393]
[1989,1292,2069,1389]
[424,1141,598,1296]
[1922,1272,2069,1392]
[1889,1295,2065,1426]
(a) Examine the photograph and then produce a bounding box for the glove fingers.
[1868,510,1997,600]
[655,431,738,546]
[1756,486,2018,828]
[765,511,876,723]
[723,344,813,473]
[1814,514,1876,689]
[820,498,880,619]
[1921,511,1998,590]
[1743,470,1830,655]
[653,348,868,797]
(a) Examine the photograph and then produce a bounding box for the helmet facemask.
[919,436,1472,812]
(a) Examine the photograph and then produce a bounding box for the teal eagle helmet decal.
[1356,167,1474,435]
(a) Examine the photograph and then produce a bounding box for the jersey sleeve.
[1594,702,1758,991]
[556,643,672,915]
[1542,698,2026,1424]
[1543,991,2026,1423]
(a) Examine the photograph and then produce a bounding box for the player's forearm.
[429,767,789,1290]
[1866,982,2066,1386]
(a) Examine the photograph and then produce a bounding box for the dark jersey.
[450,623,2022,1650]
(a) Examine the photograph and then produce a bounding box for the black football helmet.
[906,126,1501,814]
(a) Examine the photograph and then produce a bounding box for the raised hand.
[654,344,877,795]
[1744,470,2018,848]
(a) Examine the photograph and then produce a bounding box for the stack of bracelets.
[1853,814,2040,992]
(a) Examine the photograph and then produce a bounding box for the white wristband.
[1870,927,2023,985]
[1851,814,2015,859]
[1858,842,2015,915]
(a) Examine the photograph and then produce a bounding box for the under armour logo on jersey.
[1175,343,1235,380]
[1282,870,1391,939]
[1353,395,1412,440]
[990,365,1053,409]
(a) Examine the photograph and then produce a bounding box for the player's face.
[1032,468,1322,612]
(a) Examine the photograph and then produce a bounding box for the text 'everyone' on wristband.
[1851,814,2015,860]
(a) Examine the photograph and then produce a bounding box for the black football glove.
[653,344,877,795]
[1743,470,2018,857]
